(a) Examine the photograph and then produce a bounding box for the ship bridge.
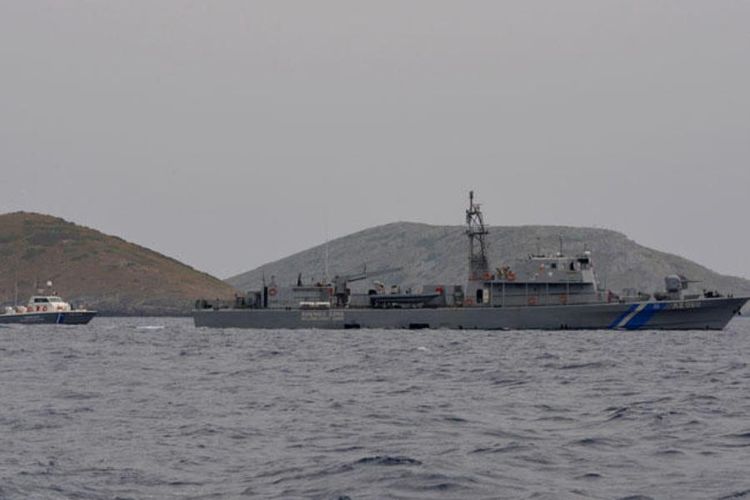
[471,251,604,308]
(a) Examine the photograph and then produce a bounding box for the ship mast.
[466,190,490,281]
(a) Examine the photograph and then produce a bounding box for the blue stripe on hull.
[624,303,666,330]
[609,304,638,329]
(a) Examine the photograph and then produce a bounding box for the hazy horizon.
[2,1,748,280]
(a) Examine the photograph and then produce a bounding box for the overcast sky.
[1,1,748,279]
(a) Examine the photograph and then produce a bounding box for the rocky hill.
[228,222,750,311]
[0,212,237,315]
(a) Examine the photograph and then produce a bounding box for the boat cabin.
[26,296,72,313]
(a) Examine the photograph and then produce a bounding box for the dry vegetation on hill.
[0,212,236,315]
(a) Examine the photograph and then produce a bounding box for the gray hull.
[0,311,96,325]
[194,297,747,331]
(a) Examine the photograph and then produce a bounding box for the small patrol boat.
[194,192,748,330]
[0,294,96,325]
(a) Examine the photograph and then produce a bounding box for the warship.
[194,192,747,330]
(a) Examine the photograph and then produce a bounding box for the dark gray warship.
[194,192,747,330]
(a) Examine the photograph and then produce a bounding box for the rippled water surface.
[1,317,750,499]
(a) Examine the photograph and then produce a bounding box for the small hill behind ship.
[0,212,236,315]
[228,222,750,312]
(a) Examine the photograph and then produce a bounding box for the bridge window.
[476,289,484,304]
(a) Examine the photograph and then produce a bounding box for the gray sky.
[1,1,748,279]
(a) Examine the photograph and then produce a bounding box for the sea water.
[1,317,749,499]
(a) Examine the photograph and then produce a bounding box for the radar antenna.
[466,190,490,281]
